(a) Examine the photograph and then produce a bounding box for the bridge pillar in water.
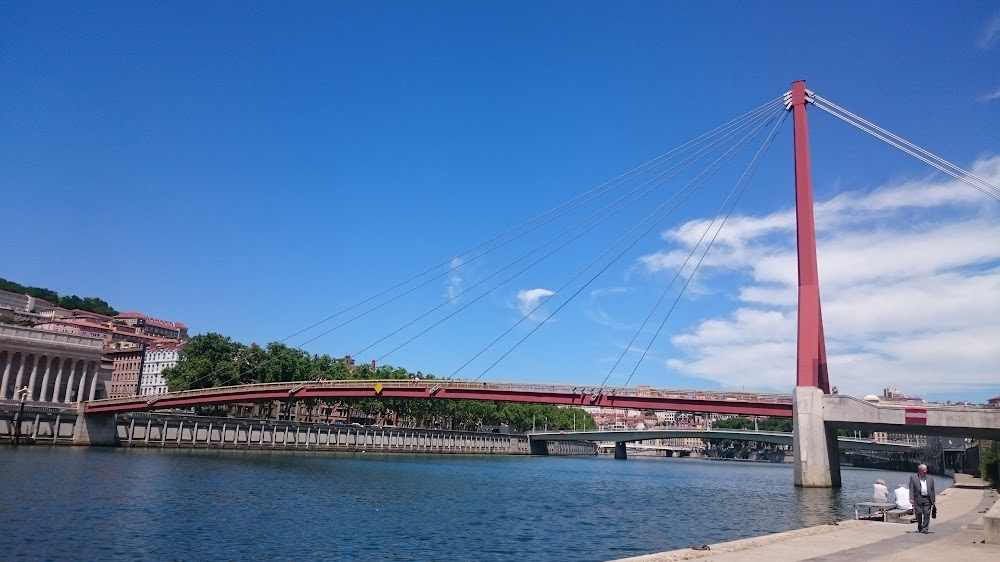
[529,438,549,456]
[72,410,118,446]
[614,441,627,460]
[792,387,840,487]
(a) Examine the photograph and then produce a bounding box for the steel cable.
[350,103,784,360]
[279,97,787,346]
[812,94,999,196]
[175,99,787,391]
[618,109,789,389]
[470,105,787,381]
[813,103,1000,202]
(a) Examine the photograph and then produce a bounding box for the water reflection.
[796,487,847,527]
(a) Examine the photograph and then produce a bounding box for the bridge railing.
[84,379,793,407]
[824,394,994,412]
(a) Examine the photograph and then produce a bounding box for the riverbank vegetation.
[982,441,999,488]
[163,333,597,433]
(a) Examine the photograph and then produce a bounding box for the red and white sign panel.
[905,408,927,424]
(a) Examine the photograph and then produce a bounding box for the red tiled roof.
[37,319,111,331]
[115,312,187,331]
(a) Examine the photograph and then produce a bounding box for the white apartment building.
[139,344,181,396]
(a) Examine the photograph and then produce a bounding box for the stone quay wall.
[0,407,598,456]
[0,404,77,443]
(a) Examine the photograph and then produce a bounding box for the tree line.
[0,277,118,316]
[710,416,793,432]
[162,333,597,433]
[709,415,864,443]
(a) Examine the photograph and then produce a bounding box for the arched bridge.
[83,379,793,417]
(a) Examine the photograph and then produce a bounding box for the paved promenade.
[615,474,999,562]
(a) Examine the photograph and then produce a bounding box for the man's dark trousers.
[914,496,932,532]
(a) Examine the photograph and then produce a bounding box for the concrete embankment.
[0,407,598,456]
[614,474,1000,561]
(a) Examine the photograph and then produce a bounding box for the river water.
[0,447,950,561]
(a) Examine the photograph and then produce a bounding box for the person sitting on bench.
[894,483,913,513]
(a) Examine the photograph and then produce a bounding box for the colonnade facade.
[0,325,106,404]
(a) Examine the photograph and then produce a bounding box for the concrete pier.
[615,441,627,460]
[792,386,841,487]
[72,412,117,446]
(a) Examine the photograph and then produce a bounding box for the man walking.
[908,463,936,533]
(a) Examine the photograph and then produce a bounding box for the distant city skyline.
[2,3,998,402]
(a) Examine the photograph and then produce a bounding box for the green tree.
[712,417,754,430]
[0,314,33,327]
[163,333,246,391]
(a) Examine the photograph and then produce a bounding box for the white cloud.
[516,288,555,320]
[445,257,464,302]
[585,287,636,330]
[981,86,1000,102]
[979,14,1000,49]
[644,156,1000,397]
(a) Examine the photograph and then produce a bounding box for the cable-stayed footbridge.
[21,80,1000,486]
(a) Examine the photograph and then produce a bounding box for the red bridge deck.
[84,380,792,417]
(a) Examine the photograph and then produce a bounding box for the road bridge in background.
[529,428,919,460]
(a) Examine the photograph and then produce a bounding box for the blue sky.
[3,3,998,402]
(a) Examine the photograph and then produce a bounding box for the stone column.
[13,354,34,396]
[27,355,49,402]
[50,358,67,403]
[64,359,80,403]
[792,386,841,488]
[76,361,92,404]
[88,360,101,401]
[38,356,55,403]
[0,351,13,399]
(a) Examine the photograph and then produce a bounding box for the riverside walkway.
[614,474,999,561]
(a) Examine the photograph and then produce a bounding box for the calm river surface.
[1,447,950,561]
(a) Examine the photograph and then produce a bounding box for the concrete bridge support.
[792,386,840,487]
[529,438,549,456]
[72,412,118,446]
[614,441,627,460]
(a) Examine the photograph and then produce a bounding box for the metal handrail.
[825,394,994,411]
